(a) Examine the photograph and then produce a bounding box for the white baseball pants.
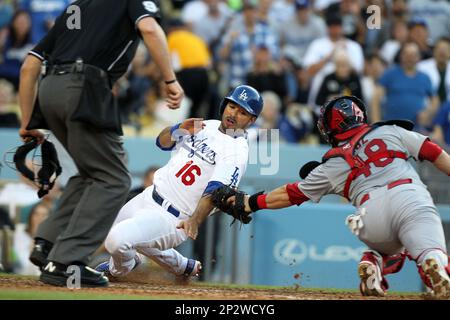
[104,185,191,276]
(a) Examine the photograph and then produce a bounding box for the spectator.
[14,203,49,275]
[390,0,408,22]
[418,37,450,104]
[362,0,391,55]
[246,44,287,106]
[219,1,279,89]
[278,0,327,67]
[380,19,409,65]
[115,44,153,124]
[167,19,211,118]
[361,54,387,105]
[408,0,450,45]
[294,63,311,104]
[0,79,19,128]
[325,0,365,43]
[0,10,33,90]
[191,0,233,53]
[431,101,450,149]
[247,91,313,143]
[20,0,72,43]
[267,0,295,27]
[126,166,159,203]
[372,42,439,126]
[302,14,364,108]
[315,50,363,106]
[406,17,433,61]
[181,0,232,29]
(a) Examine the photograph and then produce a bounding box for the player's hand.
[180,118,205,135]
[177,218,199,240]
[165,81,184,110]
[19,127,45,144]
[227,195,252,213]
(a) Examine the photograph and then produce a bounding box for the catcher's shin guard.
[417,250,450,298]
[358,250,388,297]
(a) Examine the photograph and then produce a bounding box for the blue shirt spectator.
[378,64,434,122]
[20,0,72,43]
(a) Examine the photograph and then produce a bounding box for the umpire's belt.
[359,178,412,206]
[152,188,180,218]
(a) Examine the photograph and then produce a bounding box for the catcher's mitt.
[211,185,252,224]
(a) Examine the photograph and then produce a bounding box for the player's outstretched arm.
[243,183,310,213]
[177,194,214,240]
[432,150,450,176]
[418,139,450,175]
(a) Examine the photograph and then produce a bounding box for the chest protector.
[322,121,412,200]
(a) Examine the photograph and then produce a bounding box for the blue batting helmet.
[219,85,263,117]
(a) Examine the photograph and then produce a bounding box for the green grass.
[0,289,155,300]
[0,273,420,299]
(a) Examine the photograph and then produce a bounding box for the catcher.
[96,85,263,278]
[218,96,450,299]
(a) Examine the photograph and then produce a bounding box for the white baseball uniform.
[298,125,447,264]
[105,120,249,276]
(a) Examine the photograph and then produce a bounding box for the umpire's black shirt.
[29,0,161,84]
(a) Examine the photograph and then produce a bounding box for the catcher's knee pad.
[381,252,406,276]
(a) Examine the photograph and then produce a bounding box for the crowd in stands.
[0,0,449,147]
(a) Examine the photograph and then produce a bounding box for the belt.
[359,178,413,206]
[152,188,180,218]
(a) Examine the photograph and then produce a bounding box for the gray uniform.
[298,125,446,260]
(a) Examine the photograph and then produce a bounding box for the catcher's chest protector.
[322,125,408,200]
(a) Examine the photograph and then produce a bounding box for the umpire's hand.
[165,81,184,110]
[19,127,45,144]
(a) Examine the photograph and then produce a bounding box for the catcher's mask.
[317,95,368,147]
[10,139,62,198]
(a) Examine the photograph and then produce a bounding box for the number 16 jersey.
[147,120,249,216]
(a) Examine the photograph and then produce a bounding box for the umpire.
[18,0,184,287]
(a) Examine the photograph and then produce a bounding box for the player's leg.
[104,207,188,277]
[140,248,202,277]
[394,185,450,298]
[354,190,406,296]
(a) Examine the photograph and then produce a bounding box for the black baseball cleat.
[40,261,109,288]
[29,238,53,269]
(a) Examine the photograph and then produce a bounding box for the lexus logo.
[274,239,366,265]
[274,239,308,265]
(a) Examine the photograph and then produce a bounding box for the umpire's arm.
[137,17,184,109]
[18,55,44,142]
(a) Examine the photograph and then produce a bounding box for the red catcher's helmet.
[317,95,368,146]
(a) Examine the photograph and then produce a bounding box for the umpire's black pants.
[35,72,131,266]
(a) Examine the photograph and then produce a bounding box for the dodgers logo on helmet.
[219,85,263,117]
[238,89,249,101]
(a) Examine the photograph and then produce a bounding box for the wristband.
[170,123,182,136]
[165,79,177,84]
[248,191,266,212]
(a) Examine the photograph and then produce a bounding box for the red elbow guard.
[286,183,310,205]
[419,139,443,162]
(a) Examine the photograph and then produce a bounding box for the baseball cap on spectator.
[326,14,342,26]
[295,0,310,10]
[408,17,427,29]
